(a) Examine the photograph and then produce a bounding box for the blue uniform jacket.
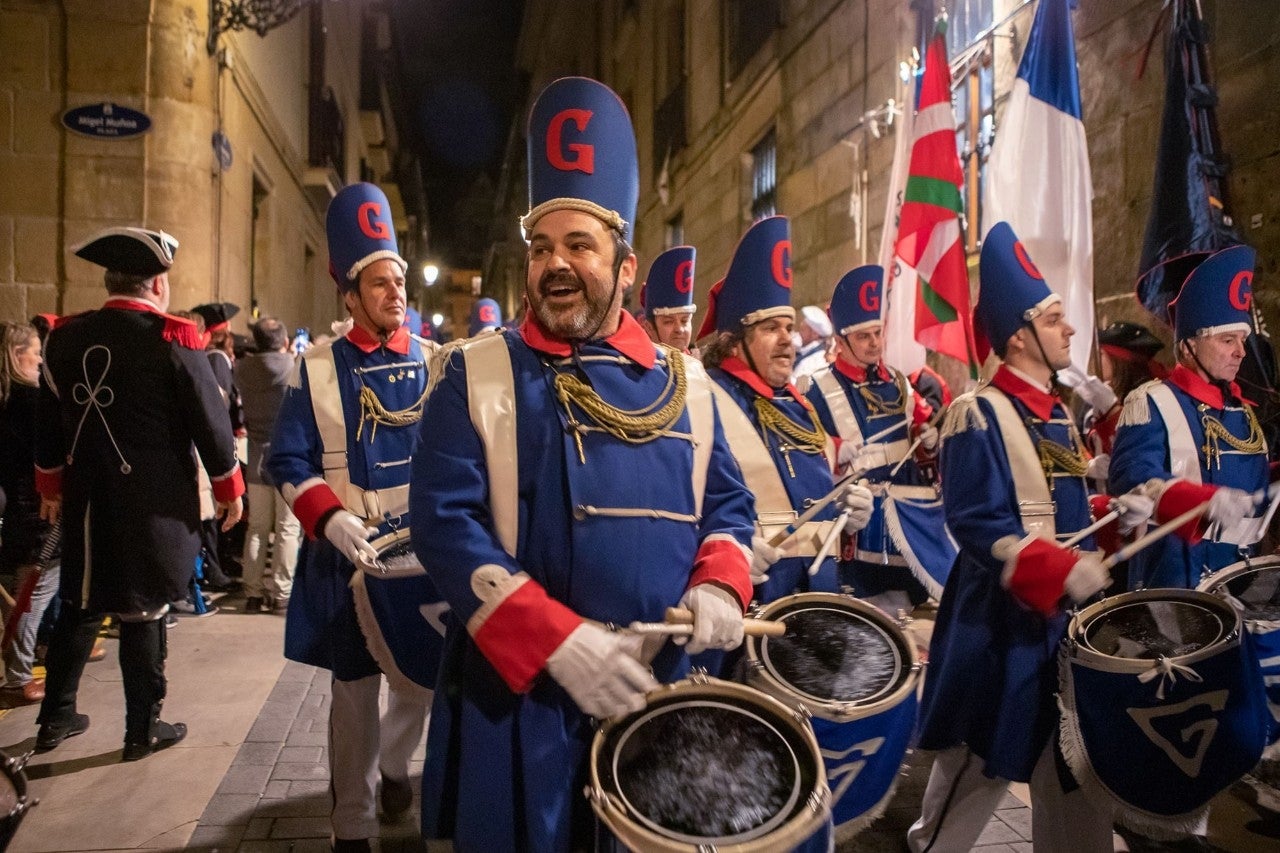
[1109,364,1267,589]
[266,324,440,683]
[409,314,754,852]
[917,366,1097,782]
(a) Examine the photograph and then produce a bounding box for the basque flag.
[983,0,1094,374]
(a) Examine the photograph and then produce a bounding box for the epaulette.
[940,391,988,439]
[427,335,483,396]
[1117,379,1163,427]
[161,313,203,349]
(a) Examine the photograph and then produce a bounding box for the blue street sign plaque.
[61,102,152,139]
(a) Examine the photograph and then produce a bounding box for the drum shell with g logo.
[587,676,831,852]
[744,592,921,839]
[1198,555,1280,747]
[1059,589,1268,835]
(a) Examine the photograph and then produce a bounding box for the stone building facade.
[0,0,423,336]
[492,0,1277,377]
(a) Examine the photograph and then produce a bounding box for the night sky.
[390,0,525,269]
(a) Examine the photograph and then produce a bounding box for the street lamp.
[432,313,444,327]
[423,263,440,287]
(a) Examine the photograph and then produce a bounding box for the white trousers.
[241,481,301,600]
[906,743,1113,853]
[328,674,431,840]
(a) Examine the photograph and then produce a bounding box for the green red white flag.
[891,22,978,377]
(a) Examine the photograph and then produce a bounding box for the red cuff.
[292,481,345,539]
[1005,538,1077,617]
[210,465,245,503]
[688,536,752,611]
[473,580,582,693]
[1156,480,1217,544]
[912,393,933,426]
[35,465,62,500]
[1088,495,1123,555]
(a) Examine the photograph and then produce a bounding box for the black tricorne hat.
[72,227,178,278]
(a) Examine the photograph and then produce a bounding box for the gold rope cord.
[754,396,827,454]
[1026,416,1089,489]
[858,371,908,416]
[1201,404,1265,468]
[357,383,428,443]
[552,345,687,463]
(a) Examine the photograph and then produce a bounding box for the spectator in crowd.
[235,318,301,613]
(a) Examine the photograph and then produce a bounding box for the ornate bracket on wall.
[208,0,315,54]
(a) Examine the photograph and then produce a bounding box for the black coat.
[37,302,240,614]
[0,382,56,570]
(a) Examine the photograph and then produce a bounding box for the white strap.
[812,368,863,445]
[682,353,714,518]
[710,383,796,521]
[1147,383,1201,485]
[979,386,1056,539]
[463,335,520,558]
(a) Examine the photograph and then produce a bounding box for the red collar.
[103,296,162,314]
[719,355,805,402]
[991,364,1059,422]
[833,357,891,384]
[1168,363,1252,408]
[518,309,657,369]
[346,323,410,355]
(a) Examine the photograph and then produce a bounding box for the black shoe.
[36,713,91,751]
[122,719,187,761]
[201,578,242,593]
[380,772,413,818]
[332,840,371,853]
[243,596,264,613]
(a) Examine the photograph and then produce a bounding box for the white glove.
[1206,487,1256,527]
[750,535,781,585]
[1063,553,1110,604]
[675,585,744,655]
[324,510,379,568]
[545,623,659,719]
[840,482,874,533]
[837,440,861,470]
[1086,453,1110,483]
[1112,490,1155,535]
[1060,365,1118,414]
[918,423,939,451]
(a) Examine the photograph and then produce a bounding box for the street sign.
[212,130,233,171]
[61,102,151,139]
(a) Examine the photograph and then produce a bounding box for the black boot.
[123,717,187,761]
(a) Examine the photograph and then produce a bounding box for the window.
[653,0,687,167]
[946,0,995,253]
[665,212,683,249]
[725,0,780,81]
[750,129,777,221]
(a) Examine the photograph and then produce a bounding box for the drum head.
[1211,564,1280,621]
[1081,599,1226,660]
[604,699,803,844]
[761,604,905,706]
[374,537,420,573]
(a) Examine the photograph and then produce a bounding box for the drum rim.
[363,529,426,578]
[0,750,28,822]
[588,676,831,853]
[745,592,921,722]
[1197,556,1280,625]
[1067,589,1241,671]
[611,698,802,845]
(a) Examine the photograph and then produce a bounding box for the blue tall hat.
[976,221,1060,357]
[829,265,885,335]
[522,77,638,242]
[641,246,696,318]
[468,297,504,337]
[697,216,794,339]
[1170,245,1255,341]
[326,182,405,291]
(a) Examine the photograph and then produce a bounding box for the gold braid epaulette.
[754,396,827,453]
[1201,404,1266,468]
[858,371,909,416]
[1037,438,1089,481]
[553,344,687,463]
[357,384,428,443]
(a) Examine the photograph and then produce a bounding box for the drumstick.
[808,510,849,576]
[768,473,857,548]
[1102,502,1208,570]
[1060,509,1122,549]
[661,607,787,637]
[886,436,924,479]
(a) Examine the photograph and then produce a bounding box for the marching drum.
[1060,589,1268,835]
[349,529,444,699]
[0,750,34,851]
[855,485,956,599]
[744,593,921,839]
[588,674,831,852]
[1198,554,1280,748]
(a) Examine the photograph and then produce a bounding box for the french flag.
[983,0,1094,374]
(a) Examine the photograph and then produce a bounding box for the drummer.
[265,182,440,851]
[802,265,948,614]
[907,222,1155,853]
[696,216,875,605]
[1109,245,1269,590]
[407,76,756,851]
[638,245,698,353]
